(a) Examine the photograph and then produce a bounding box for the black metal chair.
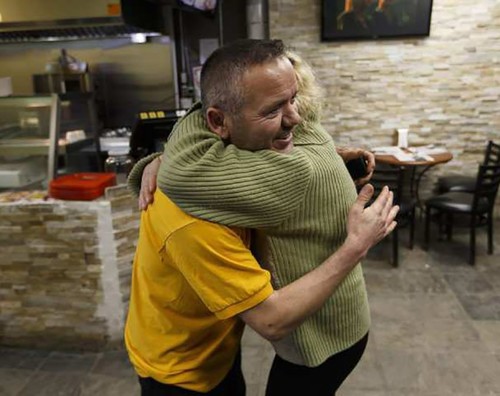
[370,165,416,267]
[424,164,500,266]
[437,140,500,193]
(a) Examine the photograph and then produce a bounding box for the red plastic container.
[49,173,117,201]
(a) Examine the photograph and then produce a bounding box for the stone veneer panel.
[105,185,141,317]
[0,185,140,351]
[270,0,500,214]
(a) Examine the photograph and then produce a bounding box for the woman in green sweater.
[129,40,389,395]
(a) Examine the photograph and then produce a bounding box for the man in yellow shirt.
[127,189,394,396]
[125,39,398,395]
[125,190,273,394]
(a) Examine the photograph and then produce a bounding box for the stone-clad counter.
[0,185,140,351]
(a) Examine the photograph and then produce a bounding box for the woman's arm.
[153,108,313,228]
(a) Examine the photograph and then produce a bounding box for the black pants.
[265,333,369,396]
[139,351,245,396]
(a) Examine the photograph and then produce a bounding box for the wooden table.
[374,150,453,208]
[374,151,453,167]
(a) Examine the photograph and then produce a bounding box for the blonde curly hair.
[286,50,323,130]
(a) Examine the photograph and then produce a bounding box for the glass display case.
[0,93,101,191]
[0,95,59,189]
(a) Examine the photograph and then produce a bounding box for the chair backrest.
[473,164,500,212]
[370,165,405,205]
[483,140,500,166]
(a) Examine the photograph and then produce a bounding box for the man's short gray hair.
[200,39,287,115]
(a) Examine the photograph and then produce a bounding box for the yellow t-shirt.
[125,190,273,392]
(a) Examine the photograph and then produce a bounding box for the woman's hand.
[138,157,161,210]
[337,146,375,185]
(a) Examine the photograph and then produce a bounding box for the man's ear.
[206,107,230,140]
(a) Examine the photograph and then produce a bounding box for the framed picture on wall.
[321,0,433,41]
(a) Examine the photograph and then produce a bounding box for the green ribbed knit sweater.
[128,104,370,367]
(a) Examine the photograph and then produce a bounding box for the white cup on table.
[397,128,409,149]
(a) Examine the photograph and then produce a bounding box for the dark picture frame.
[321,0,433,41]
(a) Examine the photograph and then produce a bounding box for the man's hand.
[346,184,399,258]
[138,157,161,210]
[336,146,375,185]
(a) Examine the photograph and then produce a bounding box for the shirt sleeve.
[164,220,274,320]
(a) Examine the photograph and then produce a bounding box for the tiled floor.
[1,220,500,396]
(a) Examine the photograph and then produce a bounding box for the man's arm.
[239,184,398,341]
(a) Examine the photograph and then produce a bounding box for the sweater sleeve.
[157,108,313,229]
[127,152,162,197]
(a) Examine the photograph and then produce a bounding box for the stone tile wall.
[270,0,500,214]
[0,185,140,351]
[105,186,141,320]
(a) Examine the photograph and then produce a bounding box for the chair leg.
[424,206,431,250]
[469,216,476,266]
[408,208,415,250]
[446,213,453,241]
[392,227,399,267]
[437,212,445,240]
[488,212,494,255]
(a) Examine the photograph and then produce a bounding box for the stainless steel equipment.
[0,0,174,43]
[33,73,94,94]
